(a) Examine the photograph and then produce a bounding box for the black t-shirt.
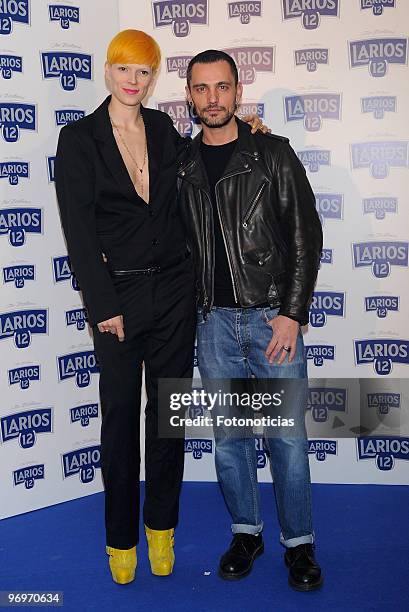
[200,139,238,307]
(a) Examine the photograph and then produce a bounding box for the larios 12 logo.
[0,53,22,80]
[306,344,335,367]
[352,241,408,278]
[357,436,409,471]
[361,95,396,119]
[354,339,409,375]
[13,464,45,489]
[308,439,337,461]
[3,263,35,288]
[282,0,339,30]
[223,46,274,85]
[52,255,80,290]
[62,445,101,483]
[0,101,36,143]
[365,295,399,318]
[152,0,208,37]
[8,363,40,389]
[166,55,193,78]
[363,196,397,220]
[70,402,99,427]
[367,391,400,416]
[238,102,265,119]
[361,0,396,17]
[55,108,85,126]
[0,207,42,246]
[349,37,407,77]
[308,387,346,422]
[0,309,48,348]
[284,93,341,131]
[65,307,88,331]
[184,438,212,459]
[48,4,80,29]
[315,192,343,225]
[157,100,196,137]
[320,248,333,265]
[228,1,262,24]
[309,291,345,327]
[0,407,52,449]
[0,161,29,185]
[0,0,30,35]
[294,47,329,72]
[255,437,268,468]
[40,51,92,91]
[57,349,99,388]
[350,141,408,179]
[297,149,330,172]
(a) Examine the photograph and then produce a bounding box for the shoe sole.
[288,575,324,592]
[218,544,264,581]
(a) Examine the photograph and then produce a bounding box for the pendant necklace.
[109,113,148,198]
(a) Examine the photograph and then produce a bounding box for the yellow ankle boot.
[106,546,137,584]
[145,526,175,576]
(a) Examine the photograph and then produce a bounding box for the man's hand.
[265,315,299,364]
[97,315,125,342]
[241,114,272,134]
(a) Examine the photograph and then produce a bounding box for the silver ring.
[282,345,291,352]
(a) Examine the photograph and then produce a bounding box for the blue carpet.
[1,483,408,612]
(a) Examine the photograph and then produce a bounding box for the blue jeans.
[197,306,314,548]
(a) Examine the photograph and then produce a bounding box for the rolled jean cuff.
[280,532,314,548]
[232,522,263,535]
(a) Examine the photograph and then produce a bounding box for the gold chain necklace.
[109,113,148,197]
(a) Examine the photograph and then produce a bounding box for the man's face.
[105,62,154,107]
[186,60,242,129]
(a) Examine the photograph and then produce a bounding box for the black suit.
[55,96,196,549]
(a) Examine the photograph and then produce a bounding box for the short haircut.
[107,29,161,71]
[187,49,238,87]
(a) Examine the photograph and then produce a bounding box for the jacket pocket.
[242,181,267,228]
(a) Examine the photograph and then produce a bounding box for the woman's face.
[105,62,155,106]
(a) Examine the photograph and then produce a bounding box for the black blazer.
[55,96,187,326]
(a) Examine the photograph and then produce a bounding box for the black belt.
[109,251,190,277]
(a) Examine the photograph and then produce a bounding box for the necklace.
[109,113,148,197]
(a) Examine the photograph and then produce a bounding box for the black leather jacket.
[177,119,322,326]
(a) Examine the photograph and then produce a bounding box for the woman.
[55,29,265,585]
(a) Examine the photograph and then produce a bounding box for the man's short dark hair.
[187,50,238,87]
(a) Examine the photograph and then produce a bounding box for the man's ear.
[185,84,193,105]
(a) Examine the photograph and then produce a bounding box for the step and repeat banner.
[1,0,408,519]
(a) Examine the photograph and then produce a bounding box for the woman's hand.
[241,114,272,134]
[97,315,125,342]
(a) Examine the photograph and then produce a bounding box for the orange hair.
[107,29,161,71]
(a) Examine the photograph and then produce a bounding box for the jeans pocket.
[261,307,279,327]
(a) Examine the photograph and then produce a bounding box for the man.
[177,50,323,591]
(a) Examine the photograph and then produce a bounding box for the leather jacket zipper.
[242,182,267,228]
[202,190,215,315]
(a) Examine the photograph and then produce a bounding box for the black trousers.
[93,258,196,549]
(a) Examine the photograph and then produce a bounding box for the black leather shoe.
[284,543,323,591]
[219,533,264,580]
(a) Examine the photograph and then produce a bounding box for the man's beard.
[195,105,236,129]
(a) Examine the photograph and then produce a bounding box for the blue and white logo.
[308,388,346,422]
[238,102,265,119]
[41,51,92,91]
[315,192,343,225]
[48,4,80,29]
[357,436,409,470]
[13,464,45,489]
[0,207,42,246]
[3,263,35,288]
[184,438,213,459]
[152,0,208,37]
[52,256,80,290]
[0,309,47,348]
[306,344,335,367]
[0,102,36,142]
[1,408,52,449]
[70,402,99,427]
[282,0,339,29]
[297,149,330,172]
[8,363,40,389]
[365,295,399,318]
[354,339,409,375]
[157,100,196,137]
[55,108,85,126]
[320,248,333,265]
[363,196,397,220]
[351,141,408,178]
[166,54,193,78]
[223,46,275,85]
[0,53,22,79]
[294,47,329,71]
[65,307,88,331]
[361,95,396,119]
[284,93,341,131]
[228,1,262,23]
[0,161,29,185]
[47,156,55,182]
[62,445,101,483]
[255,436,268,468]
[0,0,30,35]
[57,350,99,388]
[349,38,407,77]
[352,241,408,278]
[360,0,395,17]
[308,439,337,461]
[367,392,400,416]
[309,291,345,327]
